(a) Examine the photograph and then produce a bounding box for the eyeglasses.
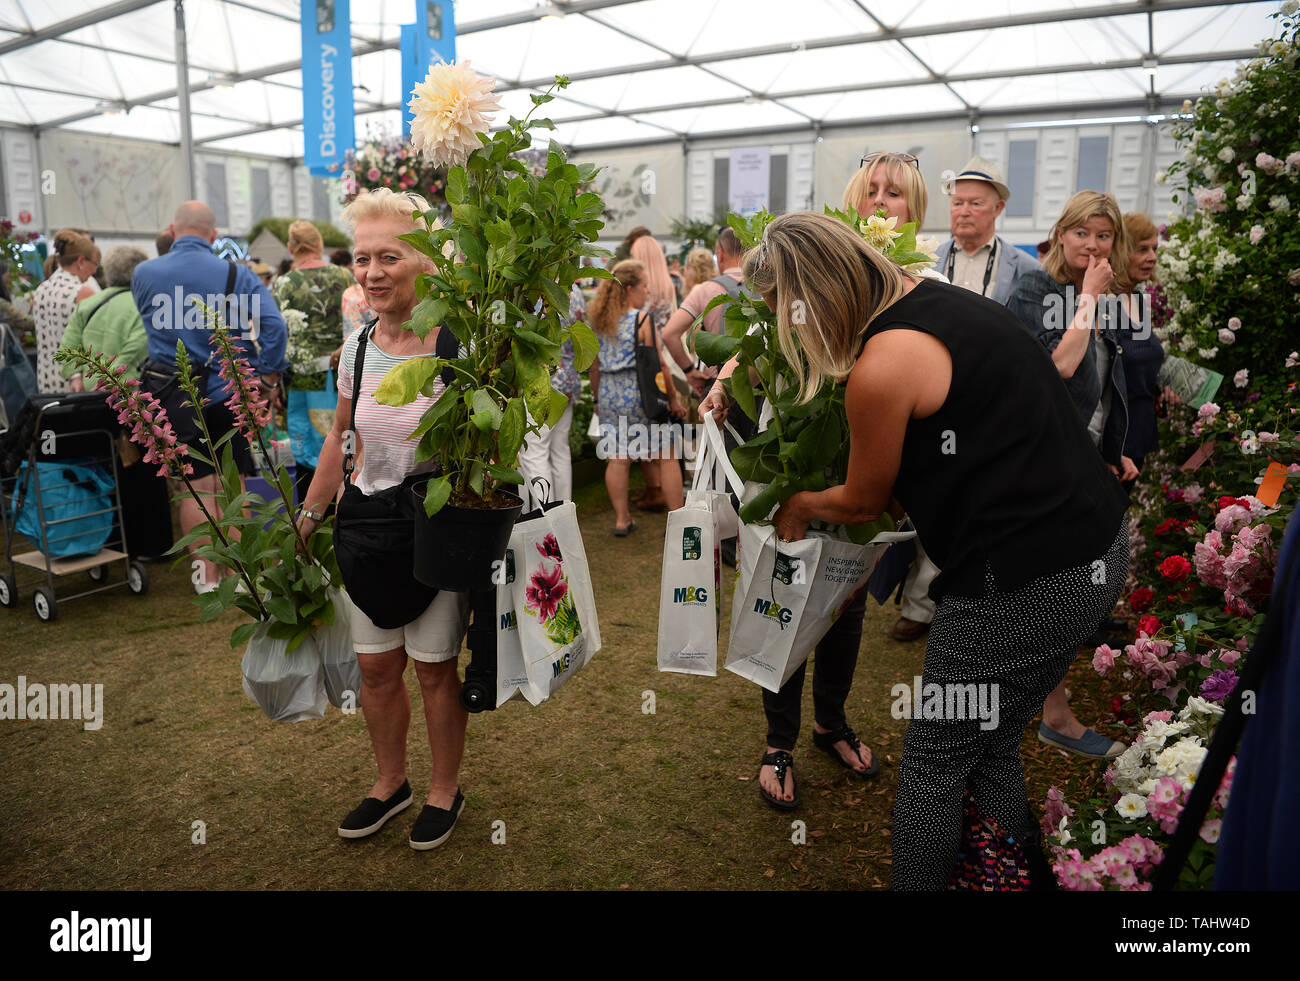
[859,151,920,169]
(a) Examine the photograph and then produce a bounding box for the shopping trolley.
[0,391,149,622]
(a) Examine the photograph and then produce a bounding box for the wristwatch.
[302,507,326,522]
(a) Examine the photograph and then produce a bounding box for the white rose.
[1235,369,1250,388]
[1269,195,1291,212]
[1218,328,1236,344]
[1115,794,1149,820]
[1217,146,1235,162]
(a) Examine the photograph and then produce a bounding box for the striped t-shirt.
[337,327,446,496]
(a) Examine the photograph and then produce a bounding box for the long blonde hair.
[629,234,676,315]
[842,154,929,227]
[742,212,908,404]
[587,260,644,336]
[1043,190,1128,288]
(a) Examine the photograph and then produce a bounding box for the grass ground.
[0,472,1128,890]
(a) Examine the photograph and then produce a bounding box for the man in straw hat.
[934,155,1037,306]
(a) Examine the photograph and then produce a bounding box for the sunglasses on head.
[859,151,920,169]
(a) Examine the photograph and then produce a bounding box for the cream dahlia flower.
[858,213,903,252]
[408,60,502,169]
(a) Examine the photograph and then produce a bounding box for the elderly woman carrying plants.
[296,188,470,850]
[701,211,1130,889]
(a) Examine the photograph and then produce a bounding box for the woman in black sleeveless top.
[703,212,1129,889]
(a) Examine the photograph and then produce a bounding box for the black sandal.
[759,751,799,811]
[813,724,881,778]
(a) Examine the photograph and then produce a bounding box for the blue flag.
[401,1,457,137]
[301,0,355,177]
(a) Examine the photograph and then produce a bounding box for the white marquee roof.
[0,0,1282,159]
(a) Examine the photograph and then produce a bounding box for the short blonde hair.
[683,247,715,290]
[842,155,929,227]
[1043,190,1128,287]
[340,187,435,234]
[742,211,908,404]
[286,219,324,257]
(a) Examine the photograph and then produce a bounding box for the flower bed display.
[1042,6,1298,889]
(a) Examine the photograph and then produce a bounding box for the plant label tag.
[1180,440,1216,472]
[1255,459,1288,507]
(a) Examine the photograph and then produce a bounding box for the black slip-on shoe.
[337,780,412,839]
[409,789,465,851]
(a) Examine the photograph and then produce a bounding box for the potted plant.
[56,316,358,722]
[372,62,607,591]
[689,207,937,538]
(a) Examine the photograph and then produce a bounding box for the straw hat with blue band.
[940,155,1011,201]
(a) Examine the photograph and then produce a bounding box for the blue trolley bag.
[12,459,115,558]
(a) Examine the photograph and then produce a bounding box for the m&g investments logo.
[752,598,793,626]
[672,585,709,606]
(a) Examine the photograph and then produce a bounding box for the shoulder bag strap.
[80,286,129,332]
[342,325,371,485]
[224,259,238,298]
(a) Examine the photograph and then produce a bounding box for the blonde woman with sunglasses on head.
[700,212,1129,888]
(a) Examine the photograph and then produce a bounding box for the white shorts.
[346,590,469,662]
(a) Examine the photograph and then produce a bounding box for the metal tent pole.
[174,0,196,199]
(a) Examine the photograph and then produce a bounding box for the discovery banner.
[401,1,457,136]
[301,0,355,177]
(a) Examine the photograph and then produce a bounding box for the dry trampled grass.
[0,476,1124,890]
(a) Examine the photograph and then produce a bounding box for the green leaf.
[568,320,599,371]
[446,168,467,205]
[229,620,260,649]
[544,386,568,428]
[421,475,452,516]
[286,626,313,654]
[408,295,449,340]
[726,371,758,423]
[470,388,504,432]
[738,483,792,524]
[264,594,297,625]
[468,459,485,498]
[693,329,741,366]
[374,357,441,406]
[484,463,524,484]
[498,398,526,465]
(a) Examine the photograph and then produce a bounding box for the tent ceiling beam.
[186,46,1247,149]
[0,0,164,55]
[563,93,1199,156]
[499,0,1261,91]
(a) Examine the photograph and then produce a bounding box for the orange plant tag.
[1255,459,1289,508]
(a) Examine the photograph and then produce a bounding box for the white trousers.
[517,401,574,504]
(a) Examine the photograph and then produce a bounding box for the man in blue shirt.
[132,200,289,592]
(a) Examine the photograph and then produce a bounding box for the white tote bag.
[657,416,742,676]
[726,523,915,692]
[500,481,602,705]
[494,543,532,707]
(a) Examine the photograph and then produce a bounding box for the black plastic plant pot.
[411,480,523,591]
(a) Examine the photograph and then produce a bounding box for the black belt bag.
[331,323,457,629]
[334,472,438,629]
